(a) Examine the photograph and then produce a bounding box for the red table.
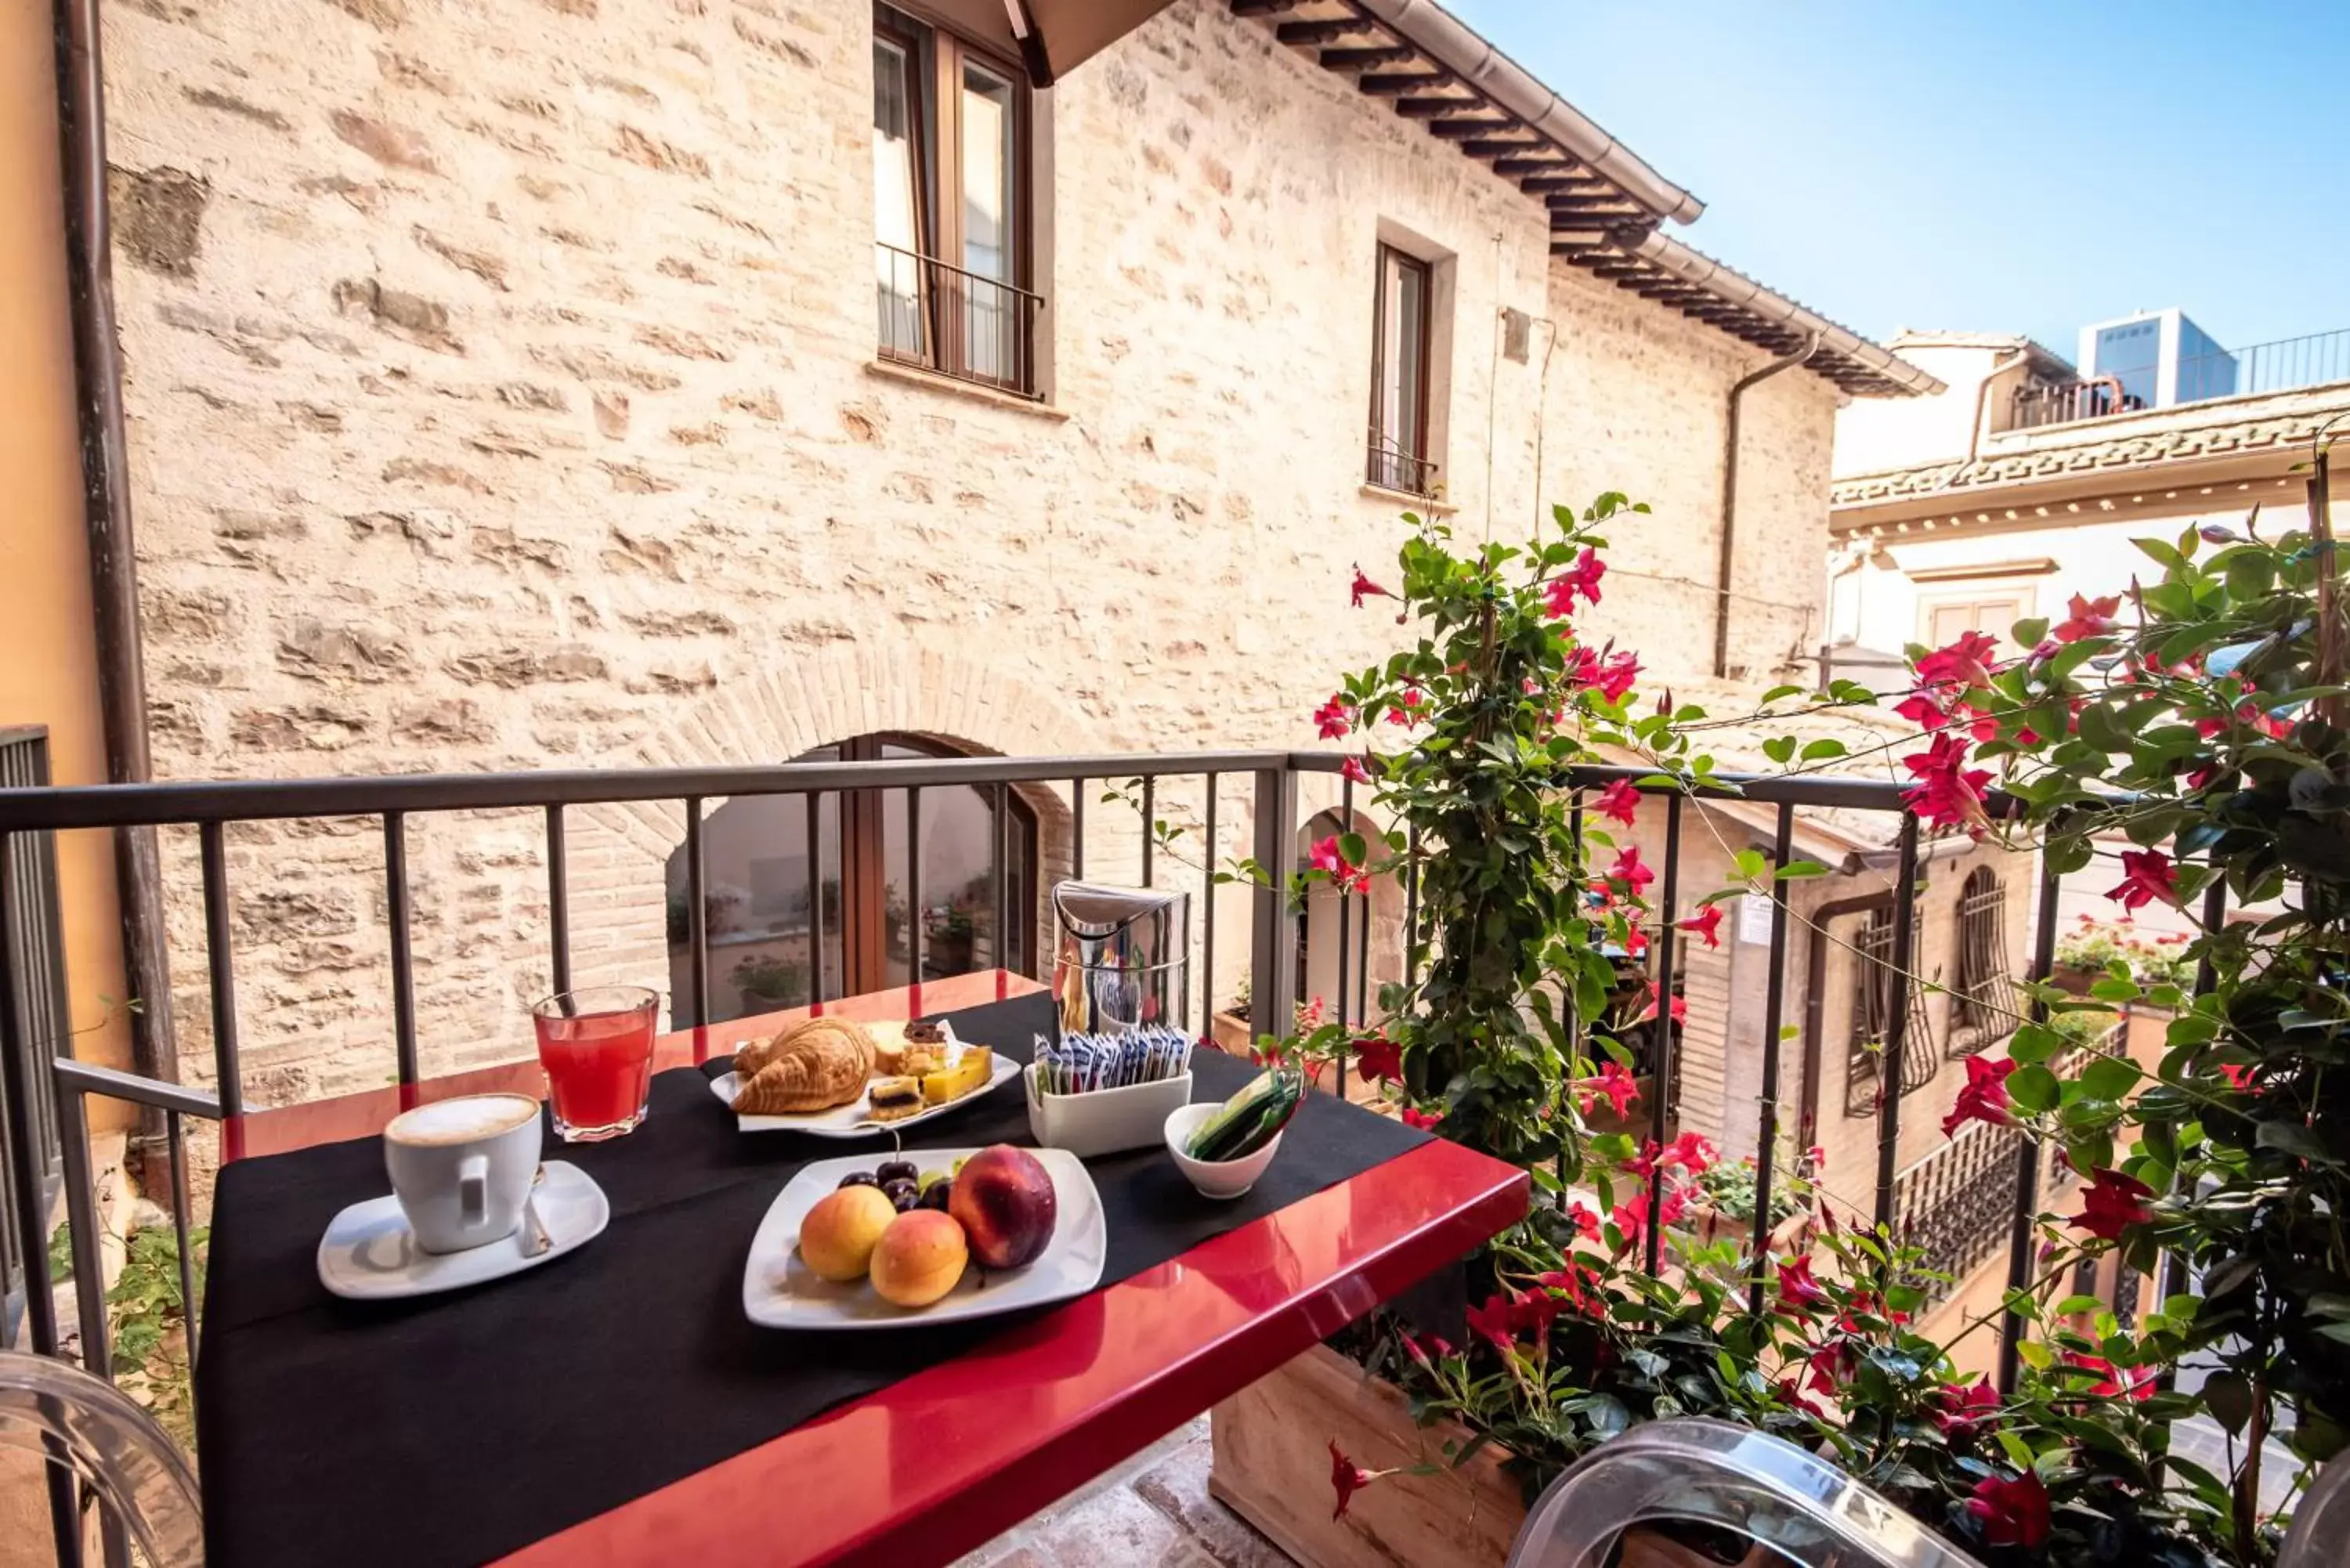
[227,973,1530,1568]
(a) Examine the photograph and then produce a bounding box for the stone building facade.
[91,0,1921,1100]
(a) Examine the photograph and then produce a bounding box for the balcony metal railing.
[2009,373,2143,430]
[0,750,2214,1564]
[875,242,1045,399]
[1365,427,1440,498]
[2178,325,2350,402]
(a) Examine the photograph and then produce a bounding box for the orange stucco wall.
[0,0,136,1114]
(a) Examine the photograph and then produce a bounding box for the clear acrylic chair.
[2277,1450,2348,1568]
[1506,1418,1987,1568]
[0,1350,204,1567]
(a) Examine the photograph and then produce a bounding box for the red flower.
[1632,988,1687,1027]
[1564,1200,1601,1241]
[1349,567,1394,609]
[1466,1291,1517,1351]
[1340,754,1375,786]
[2053,592,2122,642]
[1578,1062,1640,1119]
[1893,691,1954,730]
[2072,1168,2155,1241]
[1384,687,1424,727]
[1622,1139,1663,1178]
[1608,844,1654,897]
[1400,1105,1443,1130]
[1661,1130,1716,1176]
[1612,1184,1688,1240]
[1595,778,1641,827]
[1679,905,1723,949]
[2106,849,2178,912]
[1571,647,1642,703]
[1542,546,1605,616]
[1353,1034,1402,1083]
[1942,1054,2016,1136]
[1804,1339,1856,1396]
[1966,1471,2052,1550]
[1915,630,1999,692]
[2062,1352,2153,1401]
[1931,1378,2000,1434]
[2218,1061,2256,1093]
[1329,1441,1379,1520]
[1313,696,1353,741]
[1900,732,1993,834]
[1776,1255,1827,1311]
[1309,835,1369,895]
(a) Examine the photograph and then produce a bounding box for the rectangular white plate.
[741,1145,1105,1328]
[710,1038,1019,1136]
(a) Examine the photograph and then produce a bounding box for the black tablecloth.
[195,995,1427,1568]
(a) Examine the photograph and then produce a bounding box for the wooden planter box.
[1211,1345,1772,1568]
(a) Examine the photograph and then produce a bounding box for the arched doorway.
[666,734,1037,1026]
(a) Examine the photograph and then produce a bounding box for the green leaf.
[2011,616,2049,648]
[1797,738,1847,761]
[1339,832,1367,865]
[1759,684,1806,704]
[1761,735,1798,764]
[2077,1056,2141,1101]
[1776,861,1830,880]
[2007,1064,2060,1114]
[2204,1370,2255,1436]
[1733,848,1766,881]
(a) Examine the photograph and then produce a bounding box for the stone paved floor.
[951,1417,1300,1568]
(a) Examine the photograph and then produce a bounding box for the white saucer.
[316,1161,609,1301]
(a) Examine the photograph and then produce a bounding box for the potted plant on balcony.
[728,953,808,1009]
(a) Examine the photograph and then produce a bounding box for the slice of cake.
[921,1046,993,1105]
[867,1075,925,1122]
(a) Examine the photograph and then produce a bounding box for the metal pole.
[1201,776,1217,1035]
[544,804,570,994]
[385,812,418,1086]
[805,793,825,1003]
[1747,802,1796,1314]
[1997,859,2063,1393]
[1248,768,1298,1042]
[684,798,708,1026]
[1873,813,1922,1229]
[198,822,241,1118]
[1140,775,1155,887]
[906,786,924,985]
[1643,796,1683,1276]
[1336,775,1354,1095]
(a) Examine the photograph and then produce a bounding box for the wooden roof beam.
[1359,70,1451,94]
[1429,116,1517,139]
[1394,96,1472,117]
[1276,17,1379,44]
[1320,44,1415,68]
[1491,156,1574,177]
[1229,0,1300,13]
[1459,138,1543,158]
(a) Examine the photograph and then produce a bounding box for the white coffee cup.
[383,1094,544,1255]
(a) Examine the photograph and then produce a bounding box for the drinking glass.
[531,986,660,1142]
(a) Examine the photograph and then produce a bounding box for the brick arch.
[563,641,1100,1007]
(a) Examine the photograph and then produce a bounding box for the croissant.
[732,1035,785,1077]
[731,1017,875,1114]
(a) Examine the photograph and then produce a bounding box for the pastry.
[922,1045,993,1106]
[733,1033,786,1077]
[867,1075,924,1122]
[906,1020,948,1046]
[731,1017,876,1115]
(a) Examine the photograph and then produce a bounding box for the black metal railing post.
[805,793,825,1005]
[1643,796,1684,1276]
[684,798,708,1028]
[906,786,924,985]
[1139,775,1155,887]
[1336,773,1354,1095]
[198,822,242,1118]
[544,804,571,995]
[1200,775,1218,1035]
[1873,813,1922,1229]
[385,811,418,1088]
[1997,859,2064,1394]
[1747,801,1796,1313]
[1248,767,1298,1042]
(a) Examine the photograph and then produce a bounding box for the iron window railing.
[1365,427,1440,497]
[0,727,66,1326]
[0,746,2216,1565]
[875,242,1045,399]
[1845,900,1940,1116]
[1949,865,2018,1057]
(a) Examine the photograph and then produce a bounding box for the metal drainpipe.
[1968,349,2031,464]
[1712,334,1820,679]
[53,0,180,1115]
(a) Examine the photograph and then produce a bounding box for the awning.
[1007,0,1177,85]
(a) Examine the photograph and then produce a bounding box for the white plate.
[741,1146,1105,1328]
[710,1050,1020,1136]
[315,1161,609,1301]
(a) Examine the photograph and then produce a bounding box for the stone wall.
[98,0,1846,1100]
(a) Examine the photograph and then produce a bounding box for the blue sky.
[1447,0,2350,360]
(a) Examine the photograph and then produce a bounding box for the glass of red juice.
[530,986,660,1142]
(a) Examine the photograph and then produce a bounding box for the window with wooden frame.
[1367,244,1436,496]
[872,4,1041,396]
[1920,588,2033,655]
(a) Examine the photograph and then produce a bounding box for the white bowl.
[1163,1102,1284,1200]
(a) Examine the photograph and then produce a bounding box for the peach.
[797,1185,896,1282]
[949,1144,1058,1270]
[869,1209,969,1308]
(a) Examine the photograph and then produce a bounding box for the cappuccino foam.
[386,1094,539,1147]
